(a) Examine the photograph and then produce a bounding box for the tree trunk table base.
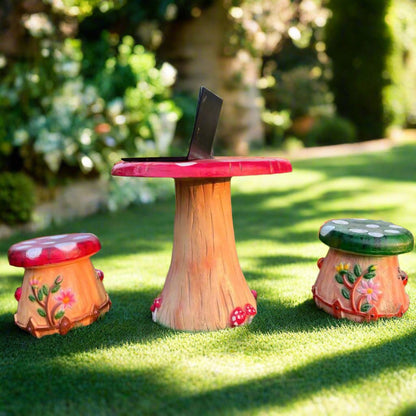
[151,178,256,330]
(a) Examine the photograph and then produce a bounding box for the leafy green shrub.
[0,172,36,225]
[325,0,392,140]
[0,31,181,209]
[268,67,332,119]
[0,36,181,182]
[384,0,416,127]
[304,115,357,147]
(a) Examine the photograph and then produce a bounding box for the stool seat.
[313,218,414,322]
[319,219,414,256]
[9,233,111,338]
[8,233,101,268]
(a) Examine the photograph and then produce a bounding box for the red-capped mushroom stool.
[312,219,414,322]
[112,156,292,331]
[9,233,111,338]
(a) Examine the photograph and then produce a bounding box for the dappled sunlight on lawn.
[1,143,416,415]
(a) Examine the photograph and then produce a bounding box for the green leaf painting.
[360,303,373,312]
[42,285,49,296]
[51,285,60,293]
[346,271,356,284]
[54,310,65,320]
[37,308,47,317]
[335,273,343,284]
[363,272,376,280]
[354,264,362,277]
[341,288,350,300]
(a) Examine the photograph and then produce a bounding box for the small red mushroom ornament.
[244,303,257,323]
[399,268,408,286]
[230,303,257,327]
[150,297,162,322]
[230,307,246,327]
[14,287,22,301]
[95,269,104,281]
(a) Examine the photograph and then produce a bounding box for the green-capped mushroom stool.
[312,219,414,322]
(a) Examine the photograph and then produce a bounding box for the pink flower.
[358,280,381,303]
[29,279,39,287]
[55,289,76,309]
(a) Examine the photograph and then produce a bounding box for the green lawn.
[1,143,416,416]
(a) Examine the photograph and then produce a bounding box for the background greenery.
[1,142,416,415]
[2,1,416,181]
[325,0,391,140]
[1,0,416,225]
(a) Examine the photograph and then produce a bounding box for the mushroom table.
[112,156,292,331]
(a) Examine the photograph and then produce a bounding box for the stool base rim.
[15,296,111,338]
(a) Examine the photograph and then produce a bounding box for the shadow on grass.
[152,327,416,415]
[0,286,172,349]
[2,287,416,415]
[1,250,415,415]
[0,144,415,414]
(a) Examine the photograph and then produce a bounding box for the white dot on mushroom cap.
[56,242,77,252]
[368,232,384,238]
[320,225,335,236]
[366,224,380,228]
[385,229,400,234]
[50,234,68,240]
[26,247,42,259]
[389,225,403,229]
[350,229,368,234]
[333,220,349,225]
[176,162,196,166]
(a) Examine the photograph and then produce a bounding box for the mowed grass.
[1,143,416,416]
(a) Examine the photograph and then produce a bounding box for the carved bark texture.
[156,177,256,330]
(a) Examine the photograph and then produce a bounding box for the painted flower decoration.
[55,289,76,309]
[29,278,39,287]
[357,280,381,303]
[336,263,350,272]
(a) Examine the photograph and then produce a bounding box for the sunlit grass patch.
[1,143,416,415]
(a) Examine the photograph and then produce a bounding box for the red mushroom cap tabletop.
[111,157,292,179]
[8,233,101,268]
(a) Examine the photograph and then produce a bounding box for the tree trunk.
[0,0,46,58]
[159,0,264,155]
